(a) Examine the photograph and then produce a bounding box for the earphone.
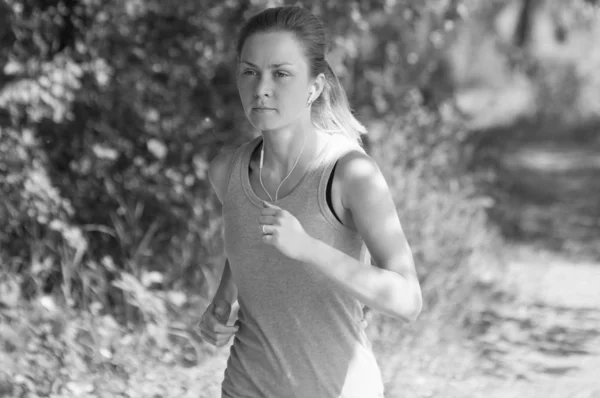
[259,135,306,202]
[307,90,314,106]
[258,87,314,200]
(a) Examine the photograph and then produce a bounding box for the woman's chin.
[249,118,283,132]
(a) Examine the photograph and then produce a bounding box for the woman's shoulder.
[208,137,259,203]
[333,143,381,196]
[335,149,376,180]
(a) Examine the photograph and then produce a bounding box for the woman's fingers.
[199,311,239,346]
[200,327,237,346]
[212,301,231,323]
[201,329,236,346]
[258,215,277,224]
[200,315,238,334]
[262,201,282,211]
[211,321,239,334]
[261,224,278,236]
[261,204,281,216]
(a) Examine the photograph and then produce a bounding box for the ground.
[200,243,600,398]
[469,246,600,398]
[3,242,598,398]
[372,242,600,398]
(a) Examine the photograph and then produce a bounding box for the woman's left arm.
[301,151,422,322]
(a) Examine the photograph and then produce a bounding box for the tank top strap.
[316,135,366,209]
[224,136,262,207]
[315,135,371,264]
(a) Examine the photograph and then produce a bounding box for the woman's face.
[237,31,313,132]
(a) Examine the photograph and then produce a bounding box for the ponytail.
[312,62,366,147]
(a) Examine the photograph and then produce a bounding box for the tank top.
[221,134,385,398]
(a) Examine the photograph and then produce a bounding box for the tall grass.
[357,100,508,392]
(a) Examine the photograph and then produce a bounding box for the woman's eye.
[275,71,289,78]
[243,70,257,76]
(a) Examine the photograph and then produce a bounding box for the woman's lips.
[252,107,275,112]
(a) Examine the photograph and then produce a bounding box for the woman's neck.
[260,125,320,178]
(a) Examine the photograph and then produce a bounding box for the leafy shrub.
[365,94,505,350]
[0,0,503,346]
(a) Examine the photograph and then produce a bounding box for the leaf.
[0,276,20,308]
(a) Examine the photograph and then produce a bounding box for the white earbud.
[307,90,314,106]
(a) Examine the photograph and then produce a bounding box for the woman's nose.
[254,75,272,97]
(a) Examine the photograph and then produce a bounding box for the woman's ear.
[308,73,326,105]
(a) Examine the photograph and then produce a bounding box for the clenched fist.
[199,300,239,347]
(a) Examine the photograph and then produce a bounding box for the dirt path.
[191,247,600,398]
[472,246,600,398]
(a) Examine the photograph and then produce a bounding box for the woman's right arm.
[208,148,238,313]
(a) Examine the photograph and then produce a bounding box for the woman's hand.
[198,300,239,347]
[259,201,312,261]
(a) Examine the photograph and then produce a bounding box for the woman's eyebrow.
[241,60,294,68]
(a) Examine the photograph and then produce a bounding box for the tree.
[1,0,474,309]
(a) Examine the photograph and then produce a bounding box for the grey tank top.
[221,134,385,398]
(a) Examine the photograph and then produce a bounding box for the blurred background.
[1,0,599,397]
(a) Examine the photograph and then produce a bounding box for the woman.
[200,6,422,398]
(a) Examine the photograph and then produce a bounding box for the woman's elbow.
[394,290,422,323]
[408,294,423,322]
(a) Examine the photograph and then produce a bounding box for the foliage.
[451,0,600,255]
[1,0,599,395]
[0,0,485,316]
[1,0,248,311]
[364,93,505,355]
[8,0,600,395]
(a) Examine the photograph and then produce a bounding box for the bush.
[365,95,505,349]
[0,0,504,349]
[0,2,516,394]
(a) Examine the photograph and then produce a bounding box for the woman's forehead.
[240,31,308,68]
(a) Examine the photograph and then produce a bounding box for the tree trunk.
[514,0,538,48]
